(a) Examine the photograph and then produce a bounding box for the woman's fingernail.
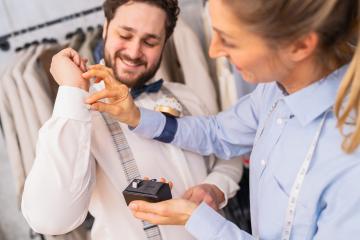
[129,203,137,210]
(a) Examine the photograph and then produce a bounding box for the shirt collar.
[283,64,349,126]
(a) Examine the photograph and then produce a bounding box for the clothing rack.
[0,5,103,51]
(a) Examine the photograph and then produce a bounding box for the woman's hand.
[82,65,141,128]
[129,198,197,225]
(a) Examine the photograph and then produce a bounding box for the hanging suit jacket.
[13,45,41,149]
[5,49,35,176]
[79,29,97,65]
[173,18,218,114]
[23,44,54,125]
[0,56,26,205]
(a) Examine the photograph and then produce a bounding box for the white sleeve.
[21,86,96,235]
[202,156,243,208]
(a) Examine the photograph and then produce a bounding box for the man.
[21,1,242,239]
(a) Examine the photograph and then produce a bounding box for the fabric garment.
[78,29,97,65]
[22,81,243,240]
[133,64,360,239]
[3,49,35,177]
[172,18,218,114]
[23,44,54,125]
[155,34,185,85]
[0,55,26,205]
[92,39,104,66]
[13,45,41,150]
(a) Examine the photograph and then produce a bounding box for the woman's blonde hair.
[222,0,360,153]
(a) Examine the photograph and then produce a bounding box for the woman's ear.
[288,32,319,62]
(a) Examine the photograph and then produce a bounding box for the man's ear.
[288,32,319,62]
[103,20,108,40]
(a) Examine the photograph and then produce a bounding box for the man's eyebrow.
[118,25,161,40]
[119,25,135,32]
[144,33,161,41]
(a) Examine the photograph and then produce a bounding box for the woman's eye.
[221,38,236,48]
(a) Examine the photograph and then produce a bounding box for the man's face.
[103,2,167,88]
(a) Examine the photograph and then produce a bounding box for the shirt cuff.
[202,172,239,209]
[185,202,227,239]
[131,107,166,139]
[52,86,91,122]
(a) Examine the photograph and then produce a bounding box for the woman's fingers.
[86,89,123,104]
[82,69,111,84]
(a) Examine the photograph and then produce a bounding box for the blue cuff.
[131,107,166,139]
[185,202,227,240]
[154,114,178,143]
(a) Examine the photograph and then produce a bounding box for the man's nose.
[126,40,142,60]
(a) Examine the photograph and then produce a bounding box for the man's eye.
[120,35,131,40]
[144,41,157,47]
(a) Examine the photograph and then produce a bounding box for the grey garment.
[14,45,41,151]
[2,49,35,182]
[0,133,31,240]
[24,44,53,125]
[0,57,25,205]
[69,31,86,51]
[78,29,96,65]
[156,35,185,84]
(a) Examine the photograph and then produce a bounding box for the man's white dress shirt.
[22,81,242,240]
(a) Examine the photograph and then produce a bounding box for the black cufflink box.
[123,179,172,205]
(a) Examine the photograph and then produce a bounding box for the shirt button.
[261,159,266,166]
[276,118,284,125]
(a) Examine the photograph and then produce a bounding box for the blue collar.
[283,64,349,126]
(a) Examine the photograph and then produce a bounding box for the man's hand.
[50,48,89,91]
[129,199,197,225]
[182,184,225,211]
[82,64,140,128]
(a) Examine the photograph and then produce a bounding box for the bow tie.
[130,79,164,99]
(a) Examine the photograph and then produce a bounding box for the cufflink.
[154,96,183,118]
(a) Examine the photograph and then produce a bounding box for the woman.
[83,0,360,239]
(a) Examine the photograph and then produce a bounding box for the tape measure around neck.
[281,109,330,240]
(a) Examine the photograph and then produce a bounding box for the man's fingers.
[203,195,218,210]
[182,189,193,200]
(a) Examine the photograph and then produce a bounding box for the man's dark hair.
[103,0,180,40]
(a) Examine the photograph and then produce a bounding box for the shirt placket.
[250,101,292,237]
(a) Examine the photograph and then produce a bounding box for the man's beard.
[104,49,162,89]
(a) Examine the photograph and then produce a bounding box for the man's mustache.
[115,52,146,66]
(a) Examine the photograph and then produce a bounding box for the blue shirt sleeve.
[185,202,255,240]
[132,107,166,138]
[133,85,264,160]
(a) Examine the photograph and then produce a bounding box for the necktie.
[130,79,164,99]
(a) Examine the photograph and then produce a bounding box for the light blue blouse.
[133,64,360,239]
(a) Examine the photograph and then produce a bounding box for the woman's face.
[208,0,291,84]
